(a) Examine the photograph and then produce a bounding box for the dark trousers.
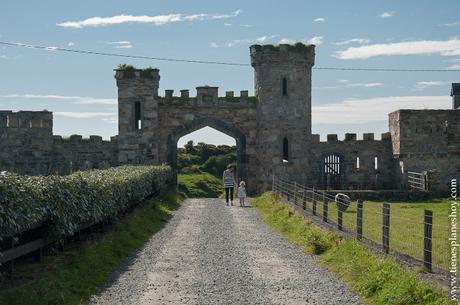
[225,187,234,203]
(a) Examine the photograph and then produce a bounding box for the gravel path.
[89,198,362,305]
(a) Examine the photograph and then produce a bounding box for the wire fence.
[272,176,450,274]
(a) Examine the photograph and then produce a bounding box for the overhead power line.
[1,40,460,72]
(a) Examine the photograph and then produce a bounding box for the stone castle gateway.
[1,43,459,193]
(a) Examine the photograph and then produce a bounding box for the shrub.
[0,165,173,238]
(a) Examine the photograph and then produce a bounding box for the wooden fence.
[272,176,449,274]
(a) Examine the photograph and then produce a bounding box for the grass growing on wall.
[252,193,454,305]
[0,189,183,305]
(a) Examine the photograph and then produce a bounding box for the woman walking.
[222,164,236,206]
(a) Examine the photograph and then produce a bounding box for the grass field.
[296,195,451,271]
[253,193,454,305]
[178,171,223,198]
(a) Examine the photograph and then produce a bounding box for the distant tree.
[184,140,196,154]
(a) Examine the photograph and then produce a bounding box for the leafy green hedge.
[0,165,173,238]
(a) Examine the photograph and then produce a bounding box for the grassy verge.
[178,171,223,198]
[0,189,183,305]
[253,192,453,305]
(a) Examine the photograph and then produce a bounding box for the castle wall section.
[0,111,54,175]
[310,132,396,190]
[389,109,460,192]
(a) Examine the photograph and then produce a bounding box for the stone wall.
[310,132,396,190]
[52,135,118,174]
[0,111,54,175]
[0,111,118,175]
[389,109,460,192]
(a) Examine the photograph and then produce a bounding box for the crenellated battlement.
[158,87,257,107]
[311,132,392,143]
[53,134,117,144]
[250,43,315,66]
[0,110,52,130]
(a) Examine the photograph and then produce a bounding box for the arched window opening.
[356,157,360,169]
[134,101,142,130]
[282,137,289,162]
[282,77,288,96]
[374,157,378,170]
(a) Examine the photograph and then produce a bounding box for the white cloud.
[313,17,325,22]
[55,112,116,119]
[279,38,296,44]
[57,10,241,28]
[209,42,219,48]
[255,34,279,43]
[99,41,133,49]
[0,93,116,105]
[334,38,460,60]
[227,39,251,47]
[68,42,75,47]
[379,11,394,18]
[279,36,323,45]
[415,81,445,90]
[335,38,370,46]
[314,82,382,90]
[224,35,278,47]
[346,82,384,88]
[313,95,450,124]
[306,36,323,45]
[440,21,460,27]
[239,24,253,28]
[446,64,460,70]
[224,23,232,26]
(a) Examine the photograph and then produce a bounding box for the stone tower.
[115,68,160,165]
[250,43,315,190]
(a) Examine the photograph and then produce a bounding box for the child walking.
[237,181,247,207]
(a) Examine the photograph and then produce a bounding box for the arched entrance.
[167,117,248,184]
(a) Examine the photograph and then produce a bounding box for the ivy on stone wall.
[0,165,173,238]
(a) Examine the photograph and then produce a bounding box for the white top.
[237,186,246,198]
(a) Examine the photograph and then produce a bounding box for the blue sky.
[0,0,459,146]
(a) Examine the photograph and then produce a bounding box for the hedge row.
[0,165,173,238]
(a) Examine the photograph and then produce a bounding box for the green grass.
[0,189,183,305]
[178,171,223,198]
[323,198,451,270]
[253,193,454,305]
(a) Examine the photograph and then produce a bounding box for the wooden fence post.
[423,210,433,272]
[323,194,328,223]
[382,202,390,254]
[302,190,307,210]
[357,200,363,240]
[312,192,317,216]
[294,182,297,205]
[272,174,275,191]
[337,201,343,231]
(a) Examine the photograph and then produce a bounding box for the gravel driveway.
[89,198,361,305]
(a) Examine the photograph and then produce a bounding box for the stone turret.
[250,43,315,188]
[115,66,160,164]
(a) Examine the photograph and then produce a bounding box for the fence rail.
[272,175,449,275]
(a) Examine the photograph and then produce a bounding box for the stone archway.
[166,117,248,184]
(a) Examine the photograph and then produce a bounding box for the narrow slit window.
[356,157,360,169]
[374,157,378,170]
[134,101,142,130]
[6,115,10,127]
[282,77,288,96]
[282,137,289,162]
